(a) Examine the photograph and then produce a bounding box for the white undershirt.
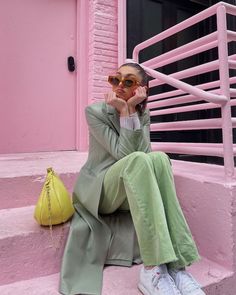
[120,112,141,130]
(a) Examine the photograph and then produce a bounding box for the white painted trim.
[76,0,89,151]
[118,0,127,66]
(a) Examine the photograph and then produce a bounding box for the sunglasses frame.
[108,75,140,88]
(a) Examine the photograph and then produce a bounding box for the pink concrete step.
[0,258,234,295]
[0,206,235,294]
[0,151,87,209]
[1,152,236,294]
[171,160,236,272]
[0,206,69,285]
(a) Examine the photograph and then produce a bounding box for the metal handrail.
[132,2,236,60]
[148,77,236,101]
[140,64,227,105]
[127,2,236,181]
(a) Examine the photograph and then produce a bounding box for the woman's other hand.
[105,91,129,117]
[127,86,147,114]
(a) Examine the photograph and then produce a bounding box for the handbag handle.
[45,169,65,250]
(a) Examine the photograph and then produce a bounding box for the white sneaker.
[138,264,182,295]
[169,269,206,295]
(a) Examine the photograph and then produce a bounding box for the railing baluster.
[217,5,235,180]
[128,2,236,180]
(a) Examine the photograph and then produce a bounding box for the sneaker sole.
[138,283,154,295]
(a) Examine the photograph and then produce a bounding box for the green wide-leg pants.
[98,151,200,269]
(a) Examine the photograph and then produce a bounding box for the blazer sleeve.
[85,105,152,161]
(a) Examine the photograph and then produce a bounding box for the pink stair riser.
[0,206,69,285]
[0,259,234,295]
[0,173,77,210]
[0,151,87,210]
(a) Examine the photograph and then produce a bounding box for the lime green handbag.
[34,167,75,226]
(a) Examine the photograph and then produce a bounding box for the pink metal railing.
[127,1,236,181]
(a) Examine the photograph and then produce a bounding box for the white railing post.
[217,4,235,180]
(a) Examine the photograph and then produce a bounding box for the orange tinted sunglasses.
[108,75,140,88]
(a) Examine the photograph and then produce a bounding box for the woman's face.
[111,66,142,101]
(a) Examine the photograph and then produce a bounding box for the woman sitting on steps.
[59,62,205,295]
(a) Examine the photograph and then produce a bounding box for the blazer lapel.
[105,103,120,133]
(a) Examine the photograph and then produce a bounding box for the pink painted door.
[0,0,77,153]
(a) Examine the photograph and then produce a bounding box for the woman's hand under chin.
[105,91,129,117]
[127,86,147,114]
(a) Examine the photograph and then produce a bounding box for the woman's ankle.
[144,264,167,270]
[144,265,157,270]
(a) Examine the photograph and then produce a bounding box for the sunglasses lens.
[109,76,120,86]
[108,75,138,88]
[123,79,134,88]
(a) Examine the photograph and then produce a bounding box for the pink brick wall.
[88,0,118,103]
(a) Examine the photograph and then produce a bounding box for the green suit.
[59,102,151,295]
[59,102,200,295]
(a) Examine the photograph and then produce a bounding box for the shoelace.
[168,275,182,294]
[177,271,201,292]
[152,273,181,295]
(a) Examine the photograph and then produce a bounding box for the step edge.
[0,205,70,239]
[0,151,88,178]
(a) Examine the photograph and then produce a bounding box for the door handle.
[67,56,75,72]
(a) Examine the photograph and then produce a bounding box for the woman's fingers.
[134,87,147,101]
[105,91,116,105]
[134,86,147,98]
[105,91,128,114]
[127,86,147,109]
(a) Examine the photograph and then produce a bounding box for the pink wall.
[88,0,118,104]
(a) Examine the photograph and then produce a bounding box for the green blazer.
[59,102,151,295]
